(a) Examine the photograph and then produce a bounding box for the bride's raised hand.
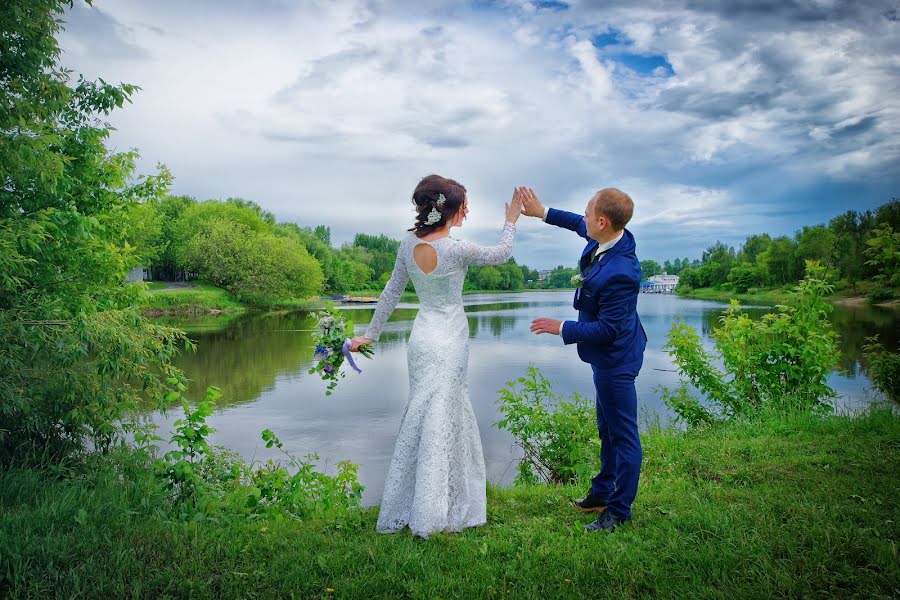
[505,191,522,224]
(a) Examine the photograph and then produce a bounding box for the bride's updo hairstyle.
[409,174,466,235]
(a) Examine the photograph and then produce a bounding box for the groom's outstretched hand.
[516,187,545,218]
[530,317,562,335]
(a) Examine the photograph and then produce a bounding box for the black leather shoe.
[572,492,608,513]
[584,510,627,532]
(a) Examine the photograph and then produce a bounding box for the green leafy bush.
[660,262,841,428]
[0,1,188,462]
[495,366,598,485]
[151,386,362,518]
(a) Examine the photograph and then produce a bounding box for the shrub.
[495,366,599,485]
[867,286,896,304]
[151,386,363,518]
[0,0,189,463]
[660,262,841,428]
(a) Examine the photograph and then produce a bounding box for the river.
[147,291,898,504]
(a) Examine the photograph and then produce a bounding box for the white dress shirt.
[543,207,624,337]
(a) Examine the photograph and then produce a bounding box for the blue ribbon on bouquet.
[341,339,363,374]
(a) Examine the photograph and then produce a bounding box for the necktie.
[582,248,607,275]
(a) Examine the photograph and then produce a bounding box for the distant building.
[537,269,553,282]
[645,273,679,293]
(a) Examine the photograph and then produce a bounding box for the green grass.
[677,280,899,307]
[676,286,798,305]
[2,409,898,598]
[138,281,247,314]
[138,282,325,315]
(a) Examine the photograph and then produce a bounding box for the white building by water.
[646,273,679,293]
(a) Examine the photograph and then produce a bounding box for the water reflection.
[148,291,898,505]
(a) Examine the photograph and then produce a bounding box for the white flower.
[425,207,442,225]
[571,274,584,288]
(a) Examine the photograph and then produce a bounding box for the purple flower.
[324,364,333,374]
[314,345,329,359]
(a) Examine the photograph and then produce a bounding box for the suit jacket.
[546,208,647,370]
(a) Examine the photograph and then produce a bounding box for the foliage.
[252,428,363,517]
[495,366,598,485]
[864,224,900,291]
[640,259,663,277]
[0,0,189,462]
[5,409,899,597]
[533,265,580,289]
[181,216,323,305]
[727,263,765,293]
[862,336,900,404]
[667,200,897,298]
[154,386,223,507]
[660,262,841,428]
[466,260,525,291]
[151,386,363,518]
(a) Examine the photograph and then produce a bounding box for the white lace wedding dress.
[363,222,516,538]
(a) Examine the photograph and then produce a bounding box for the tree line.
[638,200,899,300]
[126,195,551,305]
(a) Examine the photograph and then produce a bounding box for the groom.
[517,186,647,532]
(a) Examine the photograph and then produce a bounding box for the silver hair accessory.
[436,193,446,207]
[425,206,442,226]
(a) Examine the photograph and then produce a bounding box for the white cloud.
[57,0,900,268]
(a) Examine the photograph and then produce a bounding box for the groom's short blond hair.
[593,188,633,231]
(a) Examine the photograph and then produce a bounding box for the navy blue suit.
[546,208,647,520]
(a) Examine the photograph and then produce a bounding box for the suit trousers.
[589,357,643,520]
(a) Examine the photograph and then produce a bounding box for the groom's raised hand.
[516,187,545,218]
[530,317,562,335]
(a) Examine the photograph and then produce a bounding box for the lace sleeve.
[364,243,409,341]
[455,222,516,266]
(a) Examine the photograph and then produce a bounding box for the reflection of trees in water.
[463,301,543,313]
[467,315,516,338]
[831,306,898,376]
[696,303,899,378]
[171,311,319,407]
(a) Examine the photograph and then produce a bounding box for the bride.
[348,174,521,538]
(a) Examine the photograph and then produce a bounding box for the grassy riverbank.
[3,408,897,598]
[676,280,897,306]
[138,281,323,315]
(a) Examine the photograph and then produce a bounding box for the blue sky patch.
[591,29,629,49]
[533,1,569,10]
[611,53,674,76]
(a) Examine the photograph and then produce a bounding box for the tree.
[0,0,187,461]
[640,259,663,278]
[864,225,900,289]
[476,266,502,290]
[701,241,736,286]
[498,260,525,290]
[829,211,865,289]
[314,225,331,246]
[796,225,836,271]
[727,264,764,293]
[759,236,800,286]
[738,234,771,265]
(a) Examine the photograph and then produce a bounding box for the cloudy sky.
[59,0,899,269]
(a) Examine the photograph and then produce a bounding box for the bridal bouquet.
[308,307,373,395]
